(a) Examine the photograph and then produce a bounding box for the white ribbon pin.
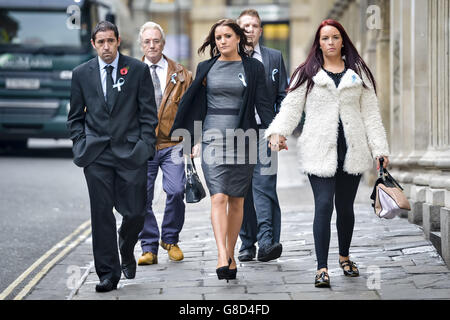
[113,77,125,92]
[170,73,177,84]
[238,73,247,87]
[271,69,279,82]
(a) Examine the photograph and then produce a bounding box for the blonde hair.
[237,9,261,26]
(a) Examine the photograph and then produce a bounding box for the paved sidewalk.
[26,136,450,300]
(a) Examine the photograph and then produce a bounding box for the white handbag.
[370,160,411,219]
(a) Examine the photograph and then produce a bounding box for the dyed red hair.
[288,19,377,96]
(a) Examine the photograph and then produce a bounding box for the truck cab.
[0,0,113,149]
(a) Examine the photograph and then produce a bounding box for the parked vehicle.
[0,0,114,148]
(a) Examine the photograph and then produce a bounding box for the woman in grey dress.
[170,19,275,281]
[202,60,252,197]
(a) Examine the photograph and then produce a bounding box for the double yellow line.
[0,219,92,300]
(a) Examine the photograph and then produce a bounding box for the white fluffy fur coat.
[265,68,389,177]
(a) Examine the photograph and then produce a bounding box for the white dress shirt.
[252,43,263,64]
[98,53,119,100]
[144,56,168,94]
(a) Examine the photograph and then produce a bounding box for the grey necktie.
[105,65,114,111]
[150,65,162,111]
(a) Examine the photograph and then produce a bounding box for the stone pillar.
[409,0,430,166]
[389,0,402,163]
[349,0,362,53]
[376,0,391,146]
[289,0,336,75]
[392,0,431,196]
[419,0,450,169]
[398,0,413,167]
[289,0,313,75]
[430,0,450,152]
[353,0,377,69]
[190,0,226,71]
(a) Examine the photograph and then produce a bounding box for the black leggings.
[308,164,361,270]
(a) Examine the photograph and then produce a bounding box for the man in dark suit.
[237,9,288,262]
[67,21,158,292]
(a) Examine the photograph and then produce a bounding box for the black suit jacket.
[259,45,288,113]
[67,53,158,169]
[170,54,275,148]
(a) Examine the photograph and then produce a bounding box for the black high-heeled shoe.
[228,257,237,280]
[216,257,231,282]
[216,265,230,281]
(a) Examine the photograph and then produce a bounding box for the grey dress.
[201,60,255,197]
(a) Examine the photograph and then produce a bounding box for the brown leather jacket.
[142,54,193,150]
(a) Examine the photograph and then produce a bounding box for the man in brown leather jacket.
[137,22,193,265]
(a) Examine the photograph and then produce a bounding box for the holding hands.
[268,134,288,151]
[268,134,389,174]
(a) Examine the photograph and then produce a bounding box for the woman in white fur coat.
[265,19,390,288]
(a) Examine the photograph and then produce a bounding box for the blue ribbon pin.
[238,73,247,87]
[271,69,279,82]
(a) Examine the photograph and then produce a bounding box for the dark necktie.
[150,65,162,111]
[105,65,114,111]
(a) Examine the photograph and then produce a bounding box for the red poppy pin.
[120,66,129,75]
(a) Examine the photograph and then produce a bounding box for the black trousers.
[308,162,361,270]
[83,146,147,283]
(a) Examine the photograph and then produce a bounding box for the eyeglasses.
[141,39,162,46]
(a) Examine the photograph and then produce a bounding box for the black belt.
[207,108,239,116]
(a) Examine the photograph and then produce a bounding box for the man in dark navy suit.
[67,21,157,292]
[237,9,288,262]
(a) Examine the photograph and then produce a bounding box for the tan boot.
[137,252,158,265]
[160,241,184,261]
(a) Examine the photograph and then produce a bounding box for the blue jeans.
[139,145,186,254]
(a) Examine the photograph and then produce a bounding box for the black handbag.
[185,157,206,203]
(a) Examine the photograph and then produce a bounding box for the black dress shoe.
[95,279,117,293]
[238,249,255,262]
[121,260,137,279]
[257,243,282,262]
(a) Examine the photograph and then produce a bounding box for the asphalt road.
[0,139,90,299]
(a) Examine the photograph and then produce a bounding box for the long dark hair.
[289,19,377,96]
[198,19,253,58]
